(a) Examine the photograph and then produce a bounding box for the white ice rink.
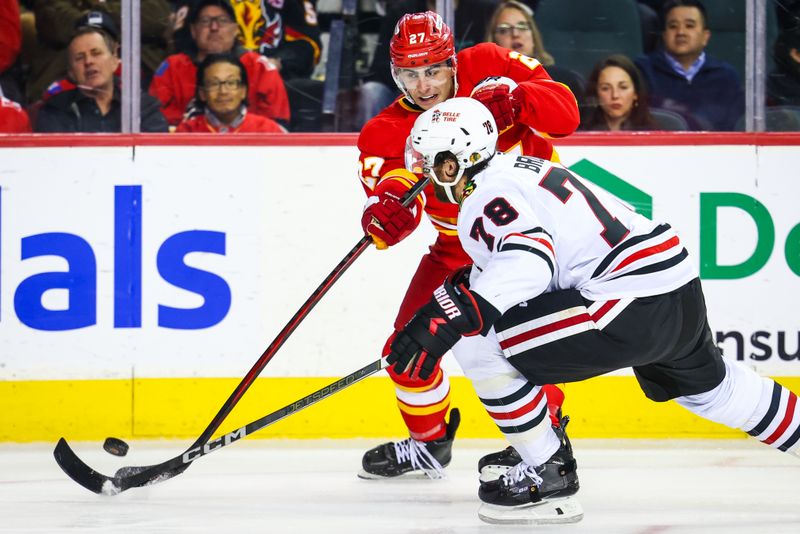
[1,438,799,533]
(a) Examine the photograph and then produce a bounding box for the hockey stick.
[54,358,385,495]
[54,176,429,494]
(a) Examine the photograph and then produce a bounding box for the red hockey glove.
[361,174,422,249]
[386,270,500,380]
[471,83,521,132]
[361,192,417,249]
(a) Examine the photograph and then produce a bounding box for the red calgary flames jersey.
[357,43,579,237]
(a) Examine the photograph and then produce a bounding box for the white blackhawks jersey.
[460,153,698,314]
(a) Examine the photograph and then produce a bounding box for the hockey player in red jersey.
[356,11,580,480]
[388,96,800,524]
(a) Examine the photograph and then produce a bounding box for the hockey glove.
[386,270,501,381]
[471,83,522,132]
[361,175,422,249]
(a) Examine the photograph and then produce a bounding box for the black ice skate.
[358,408,460,480]
[478,413,575,483]
[476,415,582,525]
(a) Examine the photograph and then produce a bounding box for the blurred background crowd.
[0,0,798,134]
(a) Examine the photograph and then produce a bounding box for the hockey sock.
[474,371,560,466]
[392,368,451,441]
[676,358,800,455]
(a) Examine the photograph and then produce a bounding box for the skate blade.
[478,464,512,483]
[357,469,436,481]
[478,497,584,525]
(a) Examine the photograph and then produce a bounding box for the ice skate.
[478,413,575,483]
[477,456,582,525]
[358,408,460,479]
[477,414,581,525]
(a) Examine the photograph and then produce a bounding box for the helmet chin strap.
[431,166,464,204]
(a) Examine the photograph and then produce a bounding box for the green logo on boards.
[568,159,653,219]
[569,159,800,280]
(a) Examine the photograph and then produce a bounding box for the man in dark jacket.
[634,0,743,131]
[36,24,168,132]
[768,24,800,107]
[27,0,171,102]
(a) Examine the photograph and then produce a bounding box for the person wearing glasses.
[176,52,284,133]
[485,1,585,103]
[149,0,289,128]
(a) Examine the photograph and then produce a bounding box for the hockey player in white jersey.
[386,97,800,525]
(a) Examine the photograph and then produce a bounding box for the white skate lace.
[501,461,543,488]
[393,438,446,480]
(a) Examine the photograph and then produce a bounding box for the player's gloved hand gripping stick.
[53,176,431,495]
[386,267,500,380]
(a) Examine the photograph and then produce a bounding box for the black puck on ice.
[103,437,129,457]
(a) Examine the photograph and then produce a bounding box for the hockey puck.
[103,437,129,457]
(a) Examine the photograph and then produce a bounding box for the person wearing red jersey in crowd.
[176,52,284,133]
[356,11,580,480]
[0,91,31,133]
[150,0,289,128]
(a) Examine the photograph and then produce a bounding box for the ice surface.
[2,438,799,533]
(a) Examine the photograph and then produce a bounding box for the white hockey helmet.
[405,97,498,203]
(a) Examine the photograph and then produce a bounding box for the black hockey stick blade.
[53,358,385,495]
[53,439,190,495]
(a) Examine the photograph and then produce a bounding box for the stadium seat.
[651,108,690,130]
[702,0,778,82]
[535,0,643,80]
[735,105,800,131]
[547,65,587,104]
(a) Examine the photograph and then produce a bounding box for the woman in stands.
[176,53,285,133]
[485,0,585,102]
[580,54,658,131]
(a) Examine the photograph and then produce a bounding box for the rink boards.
[0,133,798,442]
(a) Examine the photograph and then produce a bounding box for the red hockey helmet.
[390,11,456,69]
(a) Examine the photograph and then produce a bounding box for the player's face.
[663,6,710,61]
[492,7,534,57]
[200,62,247,120]
[67,32,120,92]
[191,6,239,56]
[395,62,455,110]
[596,66,637,124]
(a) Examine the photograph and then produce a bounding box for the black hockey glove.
[387,267,501,381]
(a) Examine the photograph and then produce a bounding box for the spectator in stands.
[634,0,743,131]
[171,0,321,78]
[356,0,498,130]
[579,54,658,131]
[768,22,800,106]
[0,0,23,103]
[170,0,320,131]
[0,88,31,133]
[485,0,585,103]
[27,0,171,102]
[35,24,168,132]
[150,0,289,128]
[176,52,284,133]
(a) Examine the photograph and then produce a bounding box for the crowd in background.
[0,0,799,134]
